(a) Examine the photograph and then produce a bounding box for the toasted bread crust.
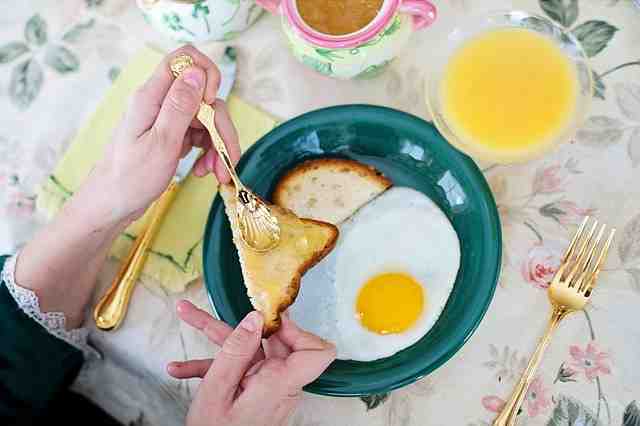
[263,216,338,337]
[219,184,338,337]
[272,158,392,207]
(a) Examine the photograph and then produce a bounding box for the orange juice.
[440,28,578,160]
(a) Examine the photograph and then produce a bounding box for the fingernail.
[176,300,189,314]
[206,152,215,171]
[182,68,203,90]
[240,311,262,333]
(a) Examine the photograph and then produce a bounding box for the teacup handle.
[256,0,281,15]
[399,0,437,30]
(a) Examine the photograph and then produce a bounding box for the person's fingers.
[201,311,263,406]
[276,315,329,352]
[233,359,290,414]
[161,45,220,105]
[167,358,213,379]
[238,358,265,390]
[122,45,218,139]
[193,149,216,177]
[152,66,205,149]
[211,100,241,184]
[277,316,336,390]
[282,344,336,391]
[262,334,291,359]
[121,86,164,140]
[193,156,209,177]
[190,128,210,149]
[180,127,208,158]
[176,300,266,370]
[179,128,197,158]
[176,300,232,346]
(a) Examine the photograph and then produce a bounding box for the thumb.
[152,66,204,146]
[201,311,263,406]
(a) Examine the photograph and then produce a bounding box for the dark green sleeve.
[0,255,123,425]
[0,255,84,422]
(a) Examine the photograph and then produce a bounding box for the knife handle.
[94,180,180,331]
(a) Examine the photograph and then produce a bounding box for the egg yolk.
[355,273,425,335]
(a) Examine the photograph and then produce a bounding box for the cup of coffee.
[257,0,436,79]
[137,0,264,43]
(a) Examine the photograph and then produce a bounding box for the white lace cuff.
[1,254,100,360]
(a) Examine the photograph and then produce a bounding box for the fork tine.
[584,228,616,296]
[565,219,599,285]
[577,224,606,292]
[562,216,590,263]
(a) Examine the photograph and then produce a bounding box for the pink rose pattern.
[481,377,551,418]
[569,342,612,381]
[532,165,568,194]
[520,240,565,289]
[482,396,505,413]
[525,376,552,417]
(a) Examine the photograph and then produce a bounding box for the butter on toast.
[219,184,338,336]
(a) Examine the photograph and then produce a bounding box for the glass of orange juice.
[426,11,593,164]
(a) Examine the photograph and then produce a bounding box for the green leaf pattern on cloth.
[1,13,81,109]
[62,18,96,43]
[576,116,625,147]
[1,2,640,424]
[44,46,80,74]
[539,0,579,27]
[623,401,640,426]
[571,20,618,57]
[9,58,43,109]
[592,70,606,100]
[0,41,29,64]
[618,213,640,264]
[192,1,210,18]
[546,395,602,426]
[24,14,47,46]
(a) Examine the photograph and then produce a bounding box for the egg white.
[289,187,461,361]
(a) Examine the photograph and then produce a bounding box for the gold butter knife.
[94,48,238,331]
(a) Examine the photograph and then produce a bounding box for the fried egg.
[289,187,461,361]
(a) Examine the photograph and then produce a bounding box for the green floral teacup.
[256,0,436,79]
[137,0,263,43]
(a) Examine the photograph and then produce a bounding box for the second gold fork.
[493,217,615,426]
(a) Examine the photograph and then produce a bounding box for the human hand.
[83,45,240,225]
[167,301,336,426]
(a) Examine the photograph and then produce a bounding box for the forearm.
[15,175,130,328]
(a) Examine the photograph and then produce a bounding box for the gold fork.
[493,217,615,426]
[170,54,280,252]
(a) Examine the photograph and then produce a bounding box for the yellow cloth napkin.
[36,47,277,293]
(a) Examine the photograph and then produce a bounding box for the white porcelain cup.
[137,0,263,43]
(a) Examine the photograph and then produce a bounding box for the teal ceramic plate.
[203,105,501,396]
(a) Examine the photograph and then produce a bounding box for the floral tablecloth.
[2,1,639,425]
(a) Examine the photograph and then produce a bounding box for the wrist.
[62,167,133,233]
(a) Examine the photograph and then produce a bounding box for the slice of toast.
[272,158,392,224]
[219,184,338,336]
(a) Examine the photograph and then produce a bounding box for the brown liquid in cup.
[296,0,384,36]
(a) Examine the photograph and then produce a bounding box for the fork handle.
[492,307,569,426]
[196,103,244,191]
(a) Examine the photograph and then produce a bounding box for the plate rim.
[203,104,502,396]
